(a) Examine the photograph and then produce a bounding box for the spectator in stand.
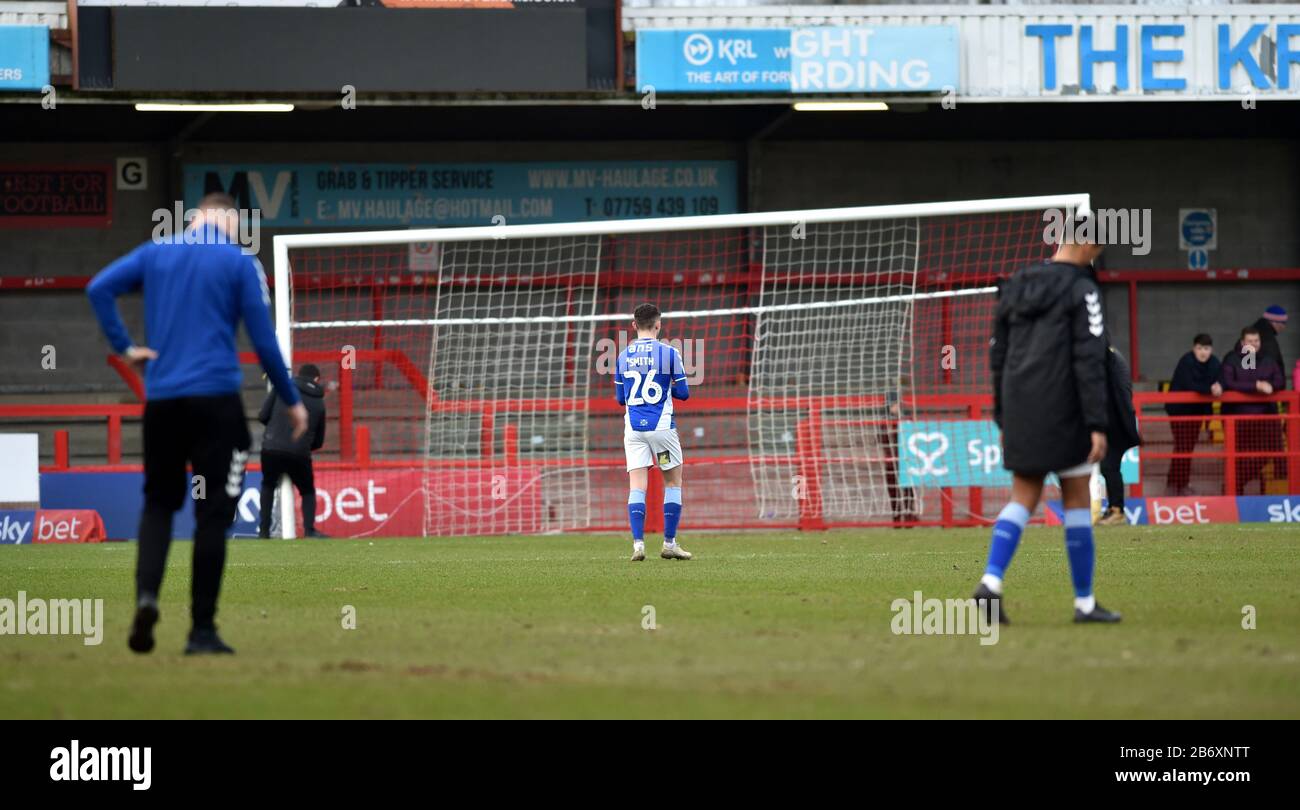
[1164,334,1222,496]
[1250,305,1287,388]
[1248,306,1291,484]
[1220,327,1285,495]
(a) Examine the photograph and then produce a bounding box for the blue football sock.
[984,502,1029,584]
[663,486,682,544]
[627,489,646,542]
[1063,508,1095,598]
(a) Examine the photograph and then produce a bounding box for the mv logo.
[1085,291,1104,337]
[906,432,950,478]
[201,170,298,221]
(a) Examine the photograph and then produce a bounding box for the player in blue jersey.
[88,192,307,655]
[615,304,691,561]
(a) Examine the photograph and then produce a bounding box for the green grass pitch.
[0,525,1296,719]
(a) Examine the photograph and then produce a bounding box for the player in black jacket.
[974,225,1122,625]
[258,364,328,538]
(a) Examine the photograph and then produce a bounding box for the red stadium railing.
[0,403,142,469]
[1131,390,1300,500]
[13,266,1300,384]
[4,386,1295,528]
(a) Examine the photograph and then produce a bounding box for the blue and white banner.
[183,161,739,228]
[41,472,264,540]
[637,27,958,94]
[0,511,36,544]
[1045,495,1300,526]
[897,420,1139,488]
[0,26,49,91]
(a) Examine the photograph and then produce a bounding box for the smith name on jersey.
[614,338,690,431]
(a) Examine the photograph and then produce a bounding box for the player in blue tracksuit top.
[614,303,691,562]
[87,192,308,656]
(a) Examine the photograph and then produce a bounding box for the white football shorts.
[624,427,684,472]
[1055,461,1096,480]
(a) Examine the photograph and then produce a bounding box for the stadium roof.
[3,98,1297,143]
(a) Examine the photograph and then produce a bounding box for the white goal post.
[271,192,1091,537]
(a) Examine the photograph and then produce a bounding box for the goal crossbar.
[272,193,1090,251]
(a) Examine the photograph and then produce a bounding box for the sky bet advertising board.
[636,26,958,94]
[30,472,1300,538]
[37,469,540,539]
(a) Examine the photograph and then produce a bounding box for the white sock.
[633,540,645,552]
[1075,594,1096,613]
[980,573,1003,595]
[663,537,676,547]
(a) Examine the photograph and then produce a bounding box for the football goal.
[271,193,1090,537]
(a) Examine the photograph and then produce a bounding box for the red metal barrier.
[503,424,518,463]
[17,267,1300,389]
[53,430,69,470]
[339,362,354,461]
[108,349,433,455]
[355,425,371,467]
[4,390,1295,527]
[1135,391,1299,497]
[795,410,826,531]
[0,404,143,472]
[106,355,145,401]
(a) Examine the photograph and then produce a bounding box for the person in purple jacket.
[1220,327,1286,495]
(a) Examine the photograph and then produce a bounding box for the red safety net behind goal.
[282,209,1055,537]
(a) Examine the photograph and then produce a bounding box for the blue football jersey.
[615,338,690,431]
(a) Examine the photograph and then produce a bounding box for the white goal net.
[272,194,1089,537]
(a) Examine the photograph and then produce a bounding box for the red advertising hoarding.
[0,165,113,228]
